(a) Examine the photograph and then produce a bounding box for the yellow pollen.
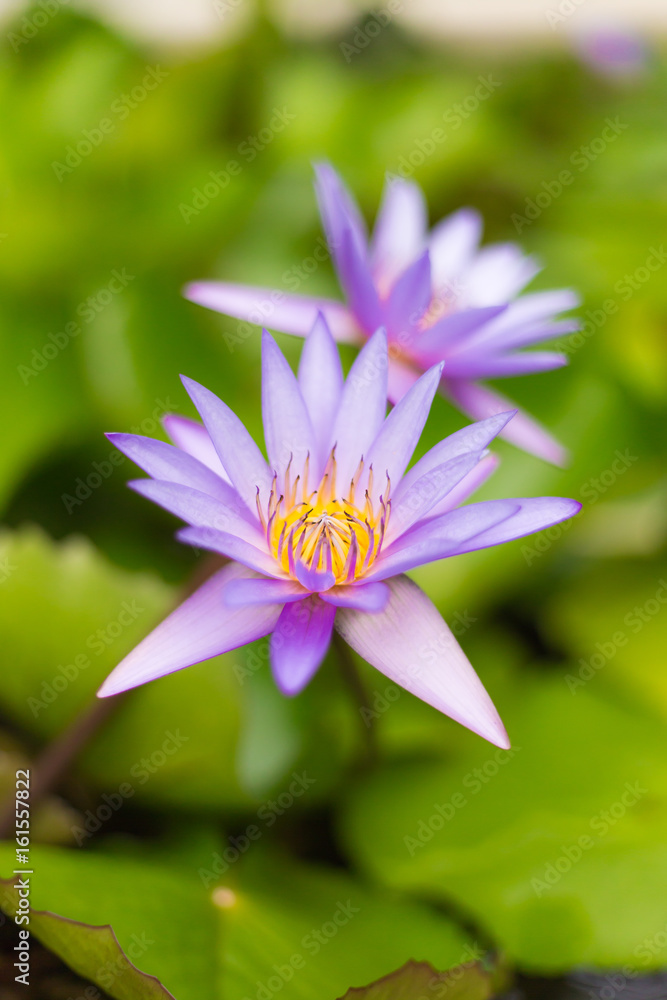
[261,449,390,585]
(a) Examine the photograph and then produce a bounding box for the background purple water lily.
[185,163,580,466]
[98,316,581,749]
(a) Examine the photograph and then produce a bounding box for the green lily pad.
[340,676,667,972]
[0,877,174,999]
[0,843,475,1000]
[336,960,492,1000]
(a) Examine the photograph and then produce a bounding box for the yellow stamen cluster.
[256,450,390,585]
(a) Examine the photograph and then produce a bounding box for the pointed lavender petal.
[108,433,239,507]
[442,350,567,380]
[223,576,308,608]
[443,379,568,466]
[181,375,273,508]
[385,251,432,341]
[427,453,500,517]
[368,496,580,580]
[183,281,359,342]
[262,330,317,478]
[460,243,541,306]
[370,177,427,290]
[297,314,343,475]
[386,452,483,543]
[271,596,336,695]
[488,318,580,352]
[176,526,280,577]
[337,225,383,334]
[486,288,580,330]
[330,327,388,486]
[412,305,508,364]
[456,291,580,354]
[320,582,389,612]
[293,557,336,593]
[429,207,482,290]
[336,575,509,748]
[130,479,262,543]
[393,411,515,506]
[313,161,368,265]
[162,414,230,481]
[98,562,281,697]
[386,356,420,405]
[362,362,443,502]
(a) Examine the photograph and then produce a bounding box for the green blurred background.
[0,3,666,998]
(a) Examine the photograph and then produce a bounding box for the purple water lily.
[98,317,580,748]
[185,164,579,466]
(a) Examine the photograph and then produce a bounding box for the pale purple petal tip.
[271,597,336,696]
[261,329,317,477]
[98,562,281,698]
[183,281,360,343]
[371,177,427,289]
[336,575,510,748]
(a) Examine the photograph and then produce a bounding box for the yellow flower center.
[257,450,390,585]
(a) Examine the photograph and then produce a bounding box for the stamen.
[301,453,310,502]
[284,453,293,504]
[255,486,266,532]
[276,521,287,560]
[343,533,358,582]
[266,509,276,546]
[264,451,390,585]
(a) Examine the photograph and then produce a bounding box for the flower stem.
[0,554,227,838]
[0,694,126,838]
[333,631,378,768]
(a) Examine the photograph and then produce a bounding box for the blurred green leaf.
[340,677,667,971]
[0,526,353,810]
[0,875,175,1000]
[0,843,474,1000]
[544,559,667,721]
